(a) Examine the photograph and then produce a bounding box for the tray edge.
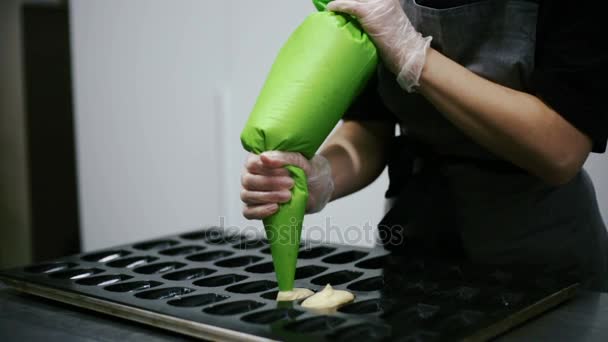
[0,274,277,342]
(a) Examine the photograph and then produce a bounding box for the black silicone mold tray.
[0,227,579,341]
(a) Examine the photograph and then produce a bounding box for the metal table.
[1,284,607,341]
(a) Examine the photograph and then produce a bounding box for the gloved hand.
[241,151,334,219]
[327,0,432,92]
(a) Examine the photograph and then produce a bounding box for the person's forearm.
[320,143,365,200]
[418,48,592,185]
[319,121,392,200]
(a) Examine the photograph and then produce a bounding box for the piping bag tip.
[263,165,308,291]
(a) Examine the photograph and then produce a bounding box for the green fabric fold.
[263,166,308,291]
[240,1,378,291]
[312,0,333,11]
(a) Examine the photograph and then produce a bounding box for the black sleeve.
[342,72,397,123]
[531,1,608,153]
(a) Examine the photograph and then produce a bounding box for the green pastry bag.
[240,0,378,291]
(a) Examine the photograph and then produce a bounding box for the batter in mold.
[276,288,315,301]
[300,284,354,309]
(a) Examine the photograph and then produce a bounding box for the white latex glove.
[241,152,334,219]
[327,0,432,92]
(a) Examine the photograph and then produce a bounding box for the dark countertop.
[0,285,191,342]
[1,284,607,342]
[496,290,608,342]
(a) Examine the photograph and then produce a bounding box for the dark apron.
[377,0,608,291]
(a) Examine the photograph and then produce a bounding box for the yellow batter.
[301,284,354,309]
[276,288,314,301]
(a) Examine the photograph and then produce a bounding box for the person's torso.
[378,0,538,159]
[375,1,607,287]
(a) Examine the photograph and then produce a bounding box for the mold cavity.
[490,269,513,285]
[168,293,229,308]
[241,308,303,324]
[49,268,103,280]
[203,300,265,316]
[339,299,385,314]
[107,256,158,269]
[82,250,131,263]
[162,268,216,281]
[133,262,186,275]
[193,274,248,287]
[205,234,242,245]
[391,305,441,331]
[262,243,303,255]
[76,274,132,286]
[404,303,441,320]
[215,255,263,268]
[298,246,335,259]
[347,276,384,292]
[260,291,278,300]
[399,330,439,342]
[403,280,439,295]
[134,287,194,300]
[311,270,363,286]
[159,245,205,256]
[534,275,559,291]
[216,233,244,245]
[438,310,485,332]
[284,316,346,333]
[499,292,524,307]
[330,324,391,341]
[133,239,178,251]
[448,265,465,280]
[181,228,243,244]
[428,264,464,282]
[25,262,77,274]
[186,250,234,262]
[355,255,388,269]
[205,234,227,245]
[180,228,222,240]
[105,280,163,293]
[232,239,266,250]
[245,262,274,274]
[226,280,277,294]
[322,250,368,264]
[456,286,479,302]
[431,286,480,302]
[403,259,426,274]
[295,265,327,279]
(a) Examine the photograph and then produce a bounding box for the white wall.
[70,0,605,251]
[586,155,608,224]
[0,0,32,268]
[71,0,388,251]
[71,0,229,249]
